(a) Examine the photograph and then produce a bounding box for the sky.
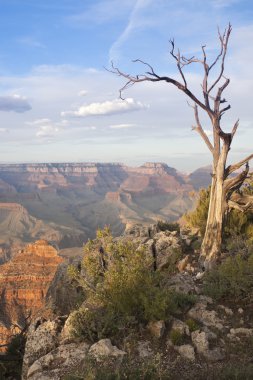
[0,0,252,172]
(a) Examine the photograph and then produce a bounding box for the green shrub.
[169,329,184,346]
[203,252,253,301]
[67,307,119,342]
[184,187,210,237]
[170,292,196,313]
[157,220,180,233]
[185,318,199,332]
[68,228,187,341]
[184,182,253,242]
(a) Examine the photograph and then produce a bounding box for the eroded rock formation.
[0,240,63,350]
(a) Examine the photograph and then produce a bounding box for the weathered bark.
[111,24,253,268]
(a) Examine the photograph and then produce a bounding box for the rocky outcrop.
[0,240,63,350]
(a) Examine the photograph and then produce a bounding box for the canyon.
[0,162,211,263]
[0,162,211,350]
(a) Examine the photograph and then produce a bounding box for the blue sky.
[0,0,252,171]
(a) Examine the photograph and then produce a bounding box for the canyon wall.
[0,240,63,350]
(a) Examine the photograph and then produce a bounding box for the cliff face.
[0,240,63,350]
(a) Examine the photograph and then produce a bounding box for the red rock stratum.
[0,240,63,350]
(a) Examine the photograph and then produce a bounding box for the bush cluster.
[157,220,180,233]
[67,228,194,342]
[203,251,253,301]
[184,181,253,243]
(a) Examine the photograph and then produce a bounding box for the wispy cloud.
[62,98,148,117]
[0,94,31,113]
[0,128,8,133]
[211,0,240,8]
[109,123,135,129]
[17,36,45,48]
[35,119,67,139]
[26,118,51,126]
[68,0,135,25]
[109,0,153,62]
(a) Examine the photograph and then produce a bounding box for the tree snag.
[110,24,253,269]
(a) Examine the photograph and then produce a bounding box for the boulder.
[174,344,195,361]
[147,320,165,338]
[188,299,223,330]
[171,318,190,336]
[229,327,253,338]
[191,330,225,363]
[22,318,63,378]
[167,273,199,294]
[26,342,89,380]
[89,339,126,362]
[191,330,209,354]
[153,231,182,270]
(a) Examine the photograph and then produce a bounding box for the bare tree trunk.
[200,141,229,268]
[111,24,253,268]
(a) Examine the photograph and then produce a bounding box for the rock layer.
[0,240,63,350]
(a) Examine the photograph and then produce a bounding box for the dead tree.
[110,24,253,268]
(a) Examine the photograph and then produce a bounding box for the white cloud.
[0,128,8,133]
[78,90,88,97]
[62,98,148,117]
[36,124,59,138]
[0,94,31,113]
[26,118,51,126]
[109,123,135,129]
[35,119,67,139]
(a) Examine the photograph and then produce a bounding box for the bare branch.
[192,104,214,153]
[224,163,249,192]
[209,26,225,71]
[228,199,253,212]
[226,154,253,176]
[169,39,187,88]
[208,24,232,94]
[109,60,211,114]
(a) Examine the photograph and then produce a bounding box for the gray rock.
[147,320,165,338]
[188,300,223,330]
[22,318,63,378]
[175,344,195,361]
[153,231,182,270]
[217,305,233,316]
[229,327,253,337]
[89,339,126,362]
[203,347,225,362]
[191,330,209,353]
[137,341,153,358]
[26,342,89,380]
[167,273,199,294]
[196,272,205,280]
[171,318,190,336]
